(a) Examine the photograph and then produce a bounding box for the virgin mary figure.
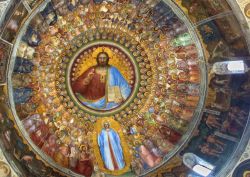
[98,122,125,171]
[72,51,131,110]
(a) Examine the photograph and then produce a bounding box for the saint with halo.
[98,121,125,171]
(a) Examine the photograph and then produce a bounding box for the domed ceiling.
[0,0,249,177]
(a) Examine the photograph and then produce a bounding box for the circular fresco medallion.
[8,0,206,176]
[67,42,141,115]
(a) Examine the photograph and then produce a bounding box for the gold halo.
[92,47,113,59]
[245,3,250,18]
[244,170,250,177]
[102,119,111,127]
[79,144,87,151]
[247,9,250,18]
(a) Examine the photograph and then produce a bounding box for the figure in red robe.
[74,149,93,177]
[158,125,182,144]
[72,51,131,110]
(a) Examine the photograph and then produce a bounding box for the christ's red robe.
[72,66,106,100]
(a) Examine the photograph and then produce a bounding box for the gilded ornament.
[125,42,130,48]
[244,3,250,18]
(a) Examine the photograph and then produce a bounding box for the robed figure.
[98,122,125,171]
[72,51,131,110]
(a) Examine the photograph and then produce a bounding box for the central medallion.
[69,43,138,113]
[65,41,144,116]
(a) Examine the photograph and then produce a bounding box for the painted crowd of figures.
[9,0,202,176]
[0,0,249,177]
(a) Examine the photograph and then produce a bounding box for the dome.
[0,0,249,177]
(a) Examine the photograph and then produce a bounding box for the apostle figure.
[72,51,131,110]
[137,144,162,168]
[14,57,34,74]
[67,0,78,11]
[24,27,41,47]
[13,87,33,104]
[41,135,58,157]
[74,145,93,177]
[54,145,70,168]
[40,2,58,26]
[98,122,125,171]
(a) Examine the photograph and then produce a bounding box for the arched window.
[212,60,247,75]
[183,153,214,177]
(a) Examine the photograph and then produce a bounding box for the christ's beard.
[98,62,108,67]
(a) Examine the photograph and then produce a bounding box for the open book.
[107,86,123,103]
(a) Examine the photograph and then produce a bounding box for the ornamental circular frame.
[65,41,142,117]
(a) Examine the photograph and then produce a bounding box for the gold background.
[71,46,136,85]
[92,117,132,175]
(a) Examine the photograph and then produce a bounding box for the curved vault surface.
[0,0,249,177]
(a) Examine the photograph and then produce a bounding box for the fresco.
[8,0,206,176]
[197,15,249,65]
[25,0,42,9]
[0,0,249,177]
[178,0,231,23]
[0,40,11,83]
[70,45,136,111]
[0,86,62,177]
[1,2,29,43]
[180,63,250,176]
[245,3,250,18]
[170,1,250,177]
[0,0,22,33]
[233,159,250,177]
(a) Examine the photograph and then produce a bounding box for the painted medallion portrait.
[70,45,137,111]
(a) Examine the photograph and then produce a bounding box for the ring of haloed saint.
[9,0,205,176]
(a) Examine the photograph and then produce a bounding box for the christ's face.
[97,53,109,66]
